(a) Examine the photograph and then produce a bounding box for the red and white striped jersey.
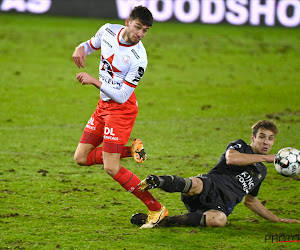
[79,23,148,102]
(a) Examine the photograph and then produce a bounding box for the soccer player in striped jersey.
[72,5,168,229]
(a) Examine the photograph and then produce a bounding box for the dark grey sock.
[162,213,204,227]
[158,175,192,193]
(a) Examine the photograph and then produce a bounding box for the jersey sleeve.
[99,82,135,104]
[77,24,108,55]
[226,139,248,153]
[124,59,147,87]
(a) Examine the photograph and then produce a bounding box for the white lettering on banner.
[1,0,26,11]
[249,0,276,26]
[277,0,300,27]
[226,0,248,25]
[174,0,200,23]
[1,0,51,14]
[116,0,147,19]
[202,0,225,24]
[148,0,173,22]
[115,0,300,27]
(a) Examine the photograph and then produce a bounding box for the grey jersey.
[208,139,267,206]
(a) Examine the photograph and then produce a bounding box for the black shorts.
[181,175,233,217]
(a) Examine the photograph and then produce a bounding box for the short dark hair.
[129,5,153,27]
[252,120,278,137]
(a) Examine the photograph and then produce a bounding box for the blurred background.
[1,0,299,27]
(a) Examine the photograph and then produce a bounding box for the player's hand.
[76,72,101,89]
[72,46,86,68]
[264,154,275,163]
[76,72,94,85]
[279,218,300,223]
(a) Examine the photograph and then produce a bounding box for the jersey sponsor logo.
[104,127,115,136]
[132,67,145,82]
[86,117,96,131]
[104,127,119,141]
[105,27,116,37]
[86,125,96,131]
[88,117,95,126]
[122,55,130,64]
[101,54,121,78]
[131,49,140,59]
[236,171,255,194]
[103,135,119,141]
[99,74,121,87]
[103,39,112,48]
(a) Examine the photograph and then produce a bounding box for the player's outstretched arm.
[226,149,275,166]
[72,46,87,69]
[244,194,300,223]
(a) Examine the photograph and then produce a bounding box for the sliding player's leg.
[131,209,226,227]
[139,174,199,194]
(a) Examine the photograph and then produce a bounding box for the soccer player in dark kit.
[131,120,300,228]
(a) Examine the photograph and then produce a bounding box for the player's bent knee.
[103,152,121,177]
[103,165,113,175]
[205,211,227,227]
[186,178,203,196]
[74,143,95,166]
[103,164,120,177]
[74,153,88,166]
[212,218,227,227]
[74,158,87,166]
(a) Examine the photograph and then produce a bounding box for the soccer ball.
[274,147,300,177]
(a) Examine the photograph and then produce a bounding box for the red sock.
[113,167,162,211]
[86,146,132,166]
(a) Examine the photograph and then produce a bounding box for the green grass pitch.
[0,14,299,249]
